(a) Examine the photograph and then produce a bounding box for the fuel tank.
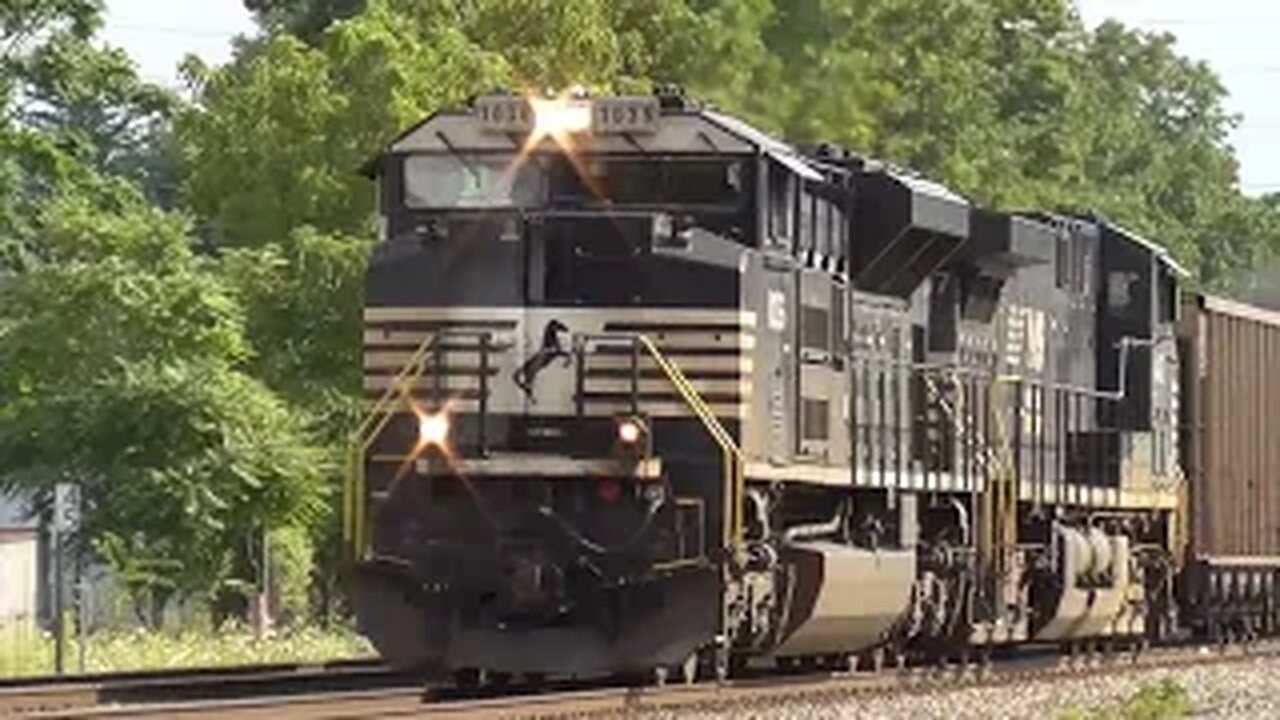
[773,542,915,656]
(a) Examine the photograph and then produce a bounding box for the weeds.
[1120,680,1193,720]
[0,621,374,678]
[1059,678,1194,719]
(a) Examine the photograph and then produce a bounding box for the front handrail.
[346,328,498,560]
[344,331,441,559]
[576,332,746,554]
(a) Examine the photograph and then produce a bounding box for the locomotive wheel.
[655,651,704,686]
[713,646,731,682]
[453,667,485,690]
[678,652,699,685]
[867,647,885,672]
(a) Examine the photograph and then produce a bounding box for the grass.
[1060,679,1194,720]
[0,621,375,678]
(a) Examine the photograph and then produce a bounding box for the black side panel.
[367,212,743,309]
[1096,225,1155,430]
[367,216,523,307]
[850,171,969,299]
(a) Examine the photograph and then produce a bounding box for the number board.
[474,95,535,133]
[474,95,661,135]
[592,97,661,135]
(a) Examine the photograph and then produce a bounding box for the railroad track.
[0,659,418,718]
[6,639,1278,718]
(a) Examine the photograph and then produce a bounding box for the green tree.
[243,0,364,41]
[0,194,327,619]
[217,229,368,409]
[177,5,506,249]
[1,0,177,265]
[15,32,176,193]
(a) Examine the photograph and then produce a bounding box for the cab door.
[797,269,844,464]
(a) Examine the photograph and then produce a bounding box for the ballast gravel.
[633,654,1280,719]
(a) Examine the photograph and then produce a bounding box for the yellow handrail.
[633,335,746,554]
[983,376,1021,579]
[344,332,440,560]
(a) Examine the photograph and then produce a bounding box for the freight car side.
[1178,294,1280,635]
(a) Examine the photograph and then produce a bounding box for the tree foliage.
[177,6,505,248]
[0,194,327,605]
[243,0,364,41]
[0,1,326,615]
[1,0,175,266]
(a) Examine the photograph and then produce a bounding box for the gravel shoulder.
[634,655,1280,719]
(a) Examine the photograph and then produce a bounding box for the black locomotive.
[345,88,1276,683]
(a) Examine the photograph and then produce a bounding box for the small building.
[0,495,38,630]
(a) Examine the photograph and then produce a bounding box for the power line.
[1217,67,1280,73]
[105,23,253,39]
[1130,18,1280,27]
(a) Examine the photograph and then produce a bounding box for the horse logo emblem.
[513,319,571,403]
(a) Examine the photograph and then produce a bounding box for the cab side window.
[768,162,795,249]
[797,187,816,261]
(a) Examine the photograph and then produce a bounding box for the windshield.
[402,153,744,211]
[403,153,544,209]
[550,157,744,208]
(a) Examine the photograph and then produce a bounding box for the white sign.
[54,483,80,533]
[767,290,788,332]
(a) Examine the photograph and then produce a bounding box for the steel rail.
[19,638,1280,719]
[0,659,412,718]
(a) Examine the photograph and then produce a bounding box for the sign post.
[52,483,81,675]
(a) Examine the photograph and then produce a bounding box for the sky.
[100,0,256,86]
[1074,0,1280,195]
[101,0,1278,195]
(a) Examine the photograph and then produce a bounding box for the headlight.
[618,418,643,445]
[530,97,592,135]
[418,411,451,447]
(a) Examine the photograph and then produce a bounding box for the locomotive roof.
[362,96,975,218]
[1093,216,1190,277]
[699,110,822,181]
[1024,211,1188,278]
[363,101,824,181]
